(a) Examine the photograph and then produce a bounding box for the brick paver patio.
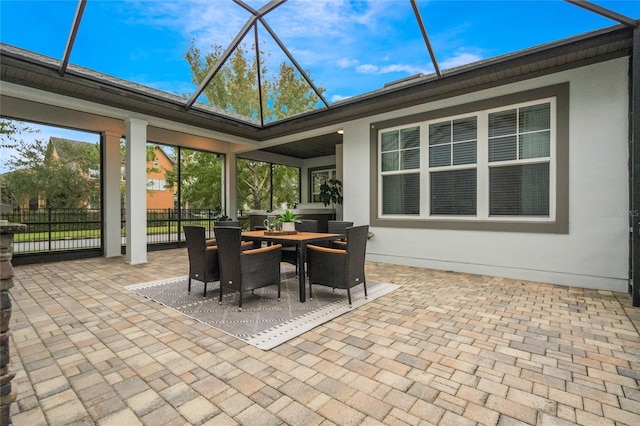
[8,249,640,425]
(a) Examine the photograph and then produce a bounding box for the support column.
[125,118,148,264]
[631,27,640,307]
[103,130,122,258]
[335,144,344,220]
[225,152,238,219]
[0,221,26,425]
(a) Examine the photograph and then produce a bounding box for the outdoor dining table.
[241,230,341,302]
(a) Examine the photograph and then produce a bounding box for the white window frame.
[378,124,421,218]
[310,168,336,203]
[377,97,556,223]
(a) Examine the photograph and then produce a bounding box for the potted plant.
[276,209,301,232]
[319,179,343,207]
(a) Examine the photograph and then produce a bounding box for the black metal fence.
[2,208,102,254]
[144,208,219,245]
[1,208,225,258]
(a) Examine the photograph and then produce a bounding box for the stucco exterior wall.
[342,57,630,292]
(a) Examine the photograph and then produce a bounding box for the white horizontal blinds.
[488,102,551,216]
[380,126,420,215]
[428,117,477,215]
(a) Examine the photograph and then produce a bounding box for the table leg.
[297,242,306,302]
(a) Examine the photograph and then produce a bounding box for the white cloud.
[337,58,359,69]
[356,64,381,74]
[356,63,429,75]
[331,94,352,103]
[440,52,484,69]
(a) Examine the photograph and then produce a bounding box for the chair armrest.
[206,238,216,245]
[206,246,218,252]
[243,244,282,255]
[241,241,254,250]
[331,240,347,249]
[307,244,346,255]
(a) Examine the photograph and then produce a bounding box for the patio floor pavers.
[8,249,640,425]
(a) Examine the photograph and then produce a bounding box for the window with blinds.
[380,126,420,215]
[488,102,551,216]
[377,98,555,221]
[428,116,477,215]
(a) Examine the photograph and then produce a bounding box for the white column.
[335,144,344,220]
[103,130,122,257]
[225,153,238,219]
[125,118,148,264]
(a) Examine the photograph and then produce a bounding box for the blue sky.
[2,0,639,105]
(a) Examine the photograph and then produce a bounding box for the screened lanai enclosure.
[1,0,639,305]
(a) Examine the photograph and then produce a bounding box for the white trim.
[377,97,557,222]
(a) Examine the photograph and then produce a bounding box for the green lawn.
[13,220,215,243]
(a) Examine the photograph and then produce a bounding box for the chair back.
[215,220,240,228]
[346,225,369,280]
[295,219,318,232]
[214,227,243,286]
[184,226,207,277]
[328,220,353,238]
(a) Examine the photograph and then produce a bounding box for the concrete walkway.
[8,249,640,425]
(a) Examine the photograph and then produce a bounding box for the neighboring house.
[9,138,175,210]
[1,23,638,302]
[144,145,175,210]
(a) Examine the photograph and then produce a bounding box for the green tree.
[272,164,299,208]
[0,118,36,149]
[237,158,270,210]
[165,148,223,210]
[185,40,320,209]
[3,137,100,209]
[186,40,323,123]
[1,119,39,207]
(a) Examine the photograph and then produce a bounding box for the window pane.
[383,174,420,215]
[237,158,271,210]
[429,145,450,167]
[453,141,477,165]
[490,163,549,216]
[401,126,420,149]
[381,131,399,152]
[272,164,300,209]
[489,109,517,137]
[520,103,550,133]
[519,131,550,159]
[489,135,517,162]
[453,117,477,142]
[430,169,477,215]
[382,152,399,172]
[401,148,420,170]
[429,121,451,145]
[181,148,222,210]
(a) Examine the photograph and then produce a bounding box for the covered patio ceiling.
[0,1,638,159]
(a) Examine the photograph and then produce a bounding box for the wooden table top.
[241,230,340,241]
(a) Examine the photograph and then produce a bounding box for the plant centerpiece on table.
[319,179,343,207]
[275,209,301,232]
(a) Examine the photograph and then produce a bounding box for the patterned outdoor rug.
[125,269,399,350]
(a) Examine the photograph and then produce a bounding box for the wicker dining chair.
[184,226,220,298]
[306,224,369,307]
[214,227,282,310]
[327,220,353,248]
[214,220,240,228]
[210,221,255,248]
[281,219,318,273]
